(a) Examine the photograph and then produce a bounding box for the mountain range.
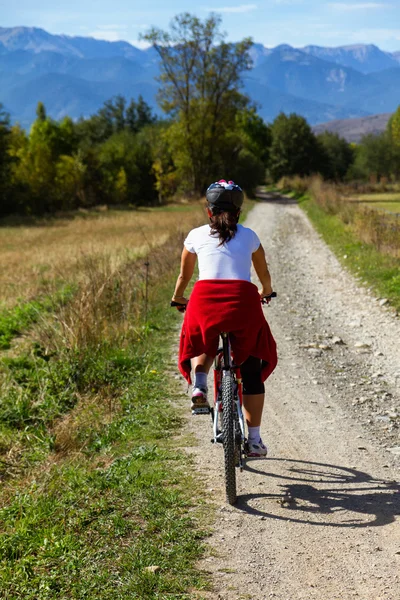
[1,26,399,129]
[312,113,393,143]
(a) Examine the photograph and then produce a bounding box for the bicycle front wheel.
[222,371,237,505]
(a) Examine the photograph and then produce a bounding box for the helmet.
[206,180,243,212]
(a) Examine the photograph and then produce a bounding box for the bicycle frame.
[212,332,246,470]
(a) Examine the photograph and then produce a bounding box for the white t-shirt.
[184,224,261,281]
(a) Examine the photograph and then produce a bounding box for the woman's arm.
[252,244,273,297]
[172,248,197,303]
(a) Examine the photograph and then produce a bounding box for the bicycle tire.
[222,371,237,505]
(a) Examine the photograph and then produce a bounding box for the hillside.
[312,112,393,143]
[0,27,399,128]
[301,44,399,73]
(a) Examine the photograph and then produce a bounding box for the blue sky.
[1,0,400,51]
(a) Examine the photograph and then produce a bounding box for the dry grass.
[0,205,204,309]
[346,193,400,215]
[0,205,206,485]
[276,175,312,195]
[278,176,400,258]
[349,192,400,203]
[52,391,119,455]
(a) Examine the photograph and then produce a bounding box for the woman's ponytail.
[209,207,239,245]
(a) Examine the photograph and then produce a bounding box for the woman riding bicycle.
[172,180,277,457]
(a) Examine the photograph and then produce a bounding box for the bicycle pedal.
[191,407,211,415]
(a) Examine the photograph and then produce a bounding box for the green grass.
[0,331,208,599]
[0,284,76,349]
[362,201,400,214]
[0,235,211,598]
[351,192,400,202]
[300,194,400,312]
[349,192,400,214]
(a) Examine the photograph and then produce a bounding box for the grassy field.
[0,203,212,599]
[349,192,400,214]
[0,204,205,352]
[0,205,203,310]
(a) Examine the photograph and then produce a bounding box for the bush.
[277,175,311,195]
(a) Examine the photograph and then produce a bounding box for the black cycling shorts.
[240,355,265,395]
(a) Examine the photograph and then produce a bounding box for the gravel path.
[182,195,400,600]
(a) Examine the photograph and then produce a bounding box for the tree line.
[263,109,400,183]
[1,13,400,218]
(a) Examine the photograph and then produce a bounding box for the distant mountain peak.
[302,42,398,73]
[0,26,143,60]
[1,27,400,129]
[274,43,294,51]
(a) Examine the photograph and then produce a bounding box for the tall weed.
[0,220,201,478]
[281,176,400,258]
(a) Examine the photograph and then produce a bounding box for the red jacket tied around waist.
[179,279,277,383]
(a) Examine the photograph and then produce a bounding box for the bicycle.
[171,291,276,505]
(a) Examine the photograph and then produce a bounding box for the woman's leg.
[240,355,265,426]
[242,393,264,428]
[190,354,214,408]
[240,356,267,453]
[192,354,214,375]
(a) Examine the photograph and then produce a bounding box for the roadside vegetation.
[347,192,400,215]
[0,15,266,593]
[0,205,203,473]
[0,205,202,309]
[0,204,211,598]
[272,176,400,312]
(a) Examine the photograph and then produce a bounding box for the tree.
[146,121,180,202]
[10,103,80,213]
[231,148,265,196]
[76,96,157,146]
[98,130,157,205]
[127,96,157,133]
[55,152,87,210]
[236,106,272,167]
[268,113,320,181]
[36,102,47,122]
[388,105,400,147]
[0,104,12,216]
[317,131,354,181]
[387,105,400,178]
[351,133,393,181]
[143,13,253,193]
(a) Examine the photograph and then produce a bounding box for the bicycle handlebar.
[261,291,277,304]
[171,291,277,311]
[170,300,187,312]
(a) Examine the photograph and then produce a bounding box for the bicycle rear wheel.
[222,370,237,505]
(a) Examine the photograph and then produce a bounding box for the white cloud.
[89,29,128,42]
[329,2,389,9]
[130,39,152,49]
[211,4,258,13]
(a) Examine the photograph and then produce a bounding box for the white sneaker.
[246,438,268,457]
[191,386,210,411]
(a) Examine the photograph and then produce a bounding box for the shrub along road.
[184,194,400,599]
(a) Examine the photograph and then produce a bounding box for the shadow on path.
[237,458,399,528]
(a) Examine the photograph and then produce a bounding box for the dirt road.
[184,194,400,600]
